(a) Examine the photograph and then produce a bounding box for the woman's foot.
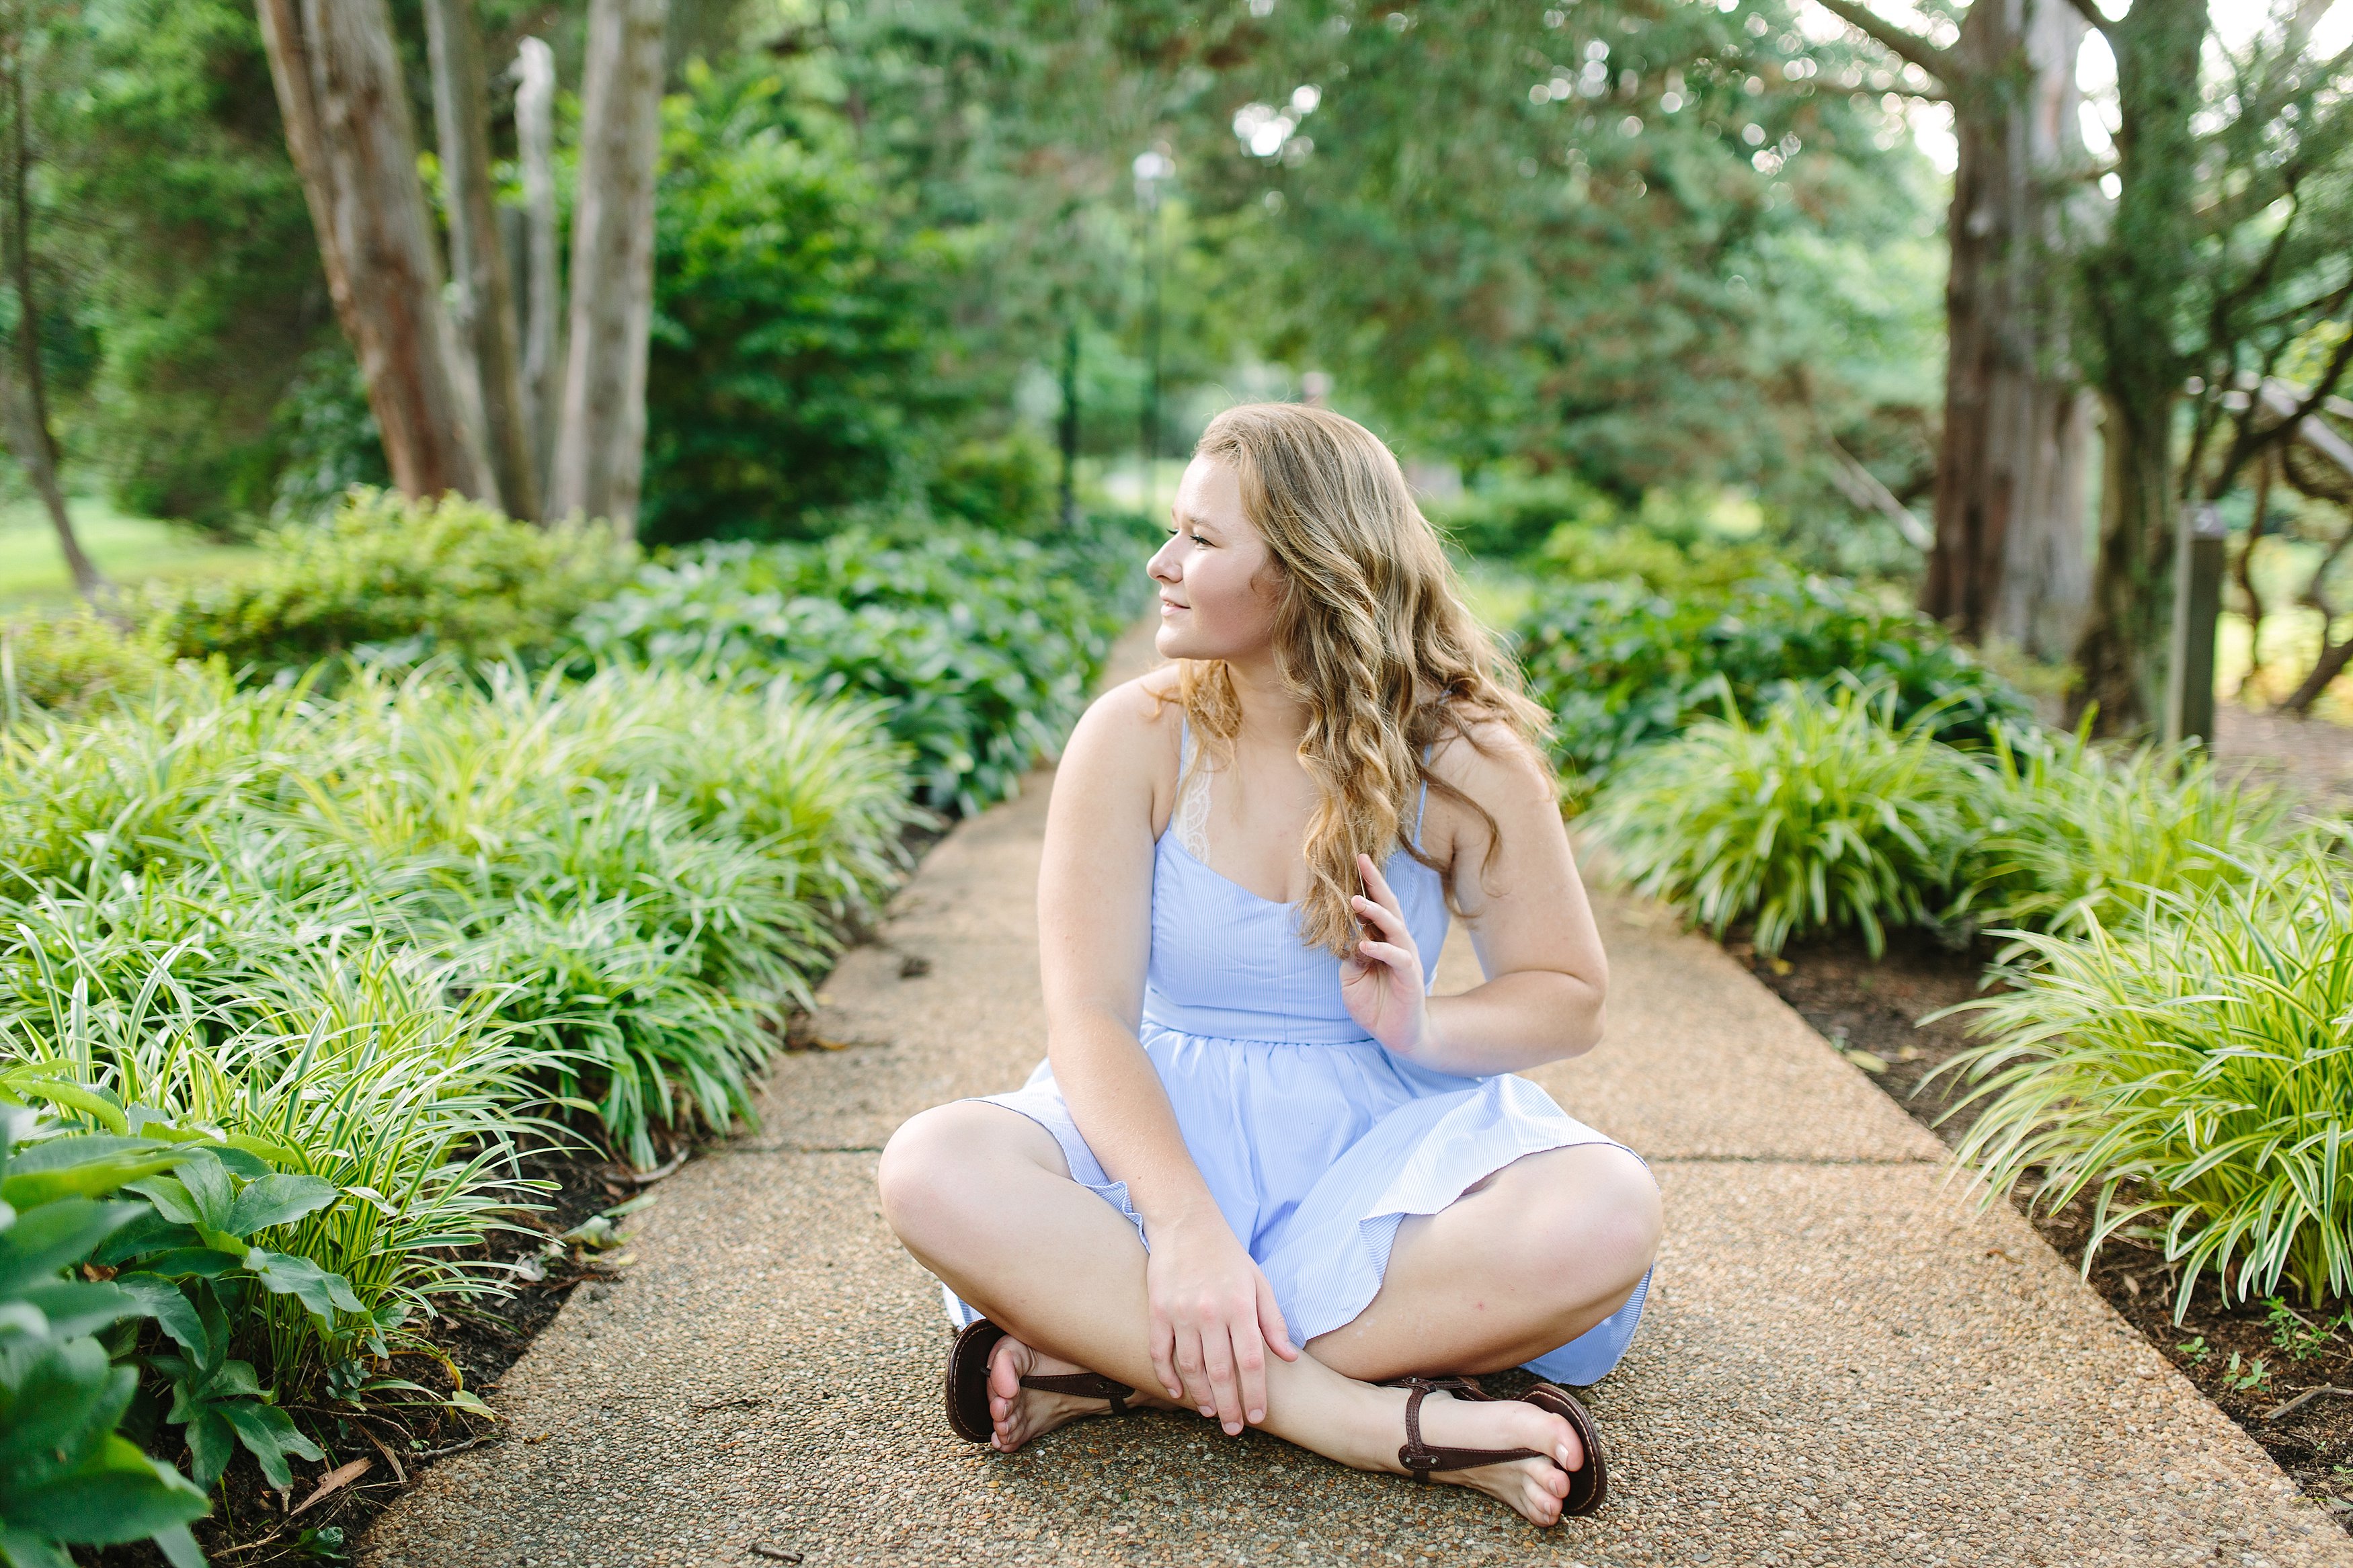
[1378,1385,1585,1526]
[984,1333,1162,1452]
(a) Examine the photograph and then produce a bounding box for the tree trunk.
[2065,0,2208,733]
[1919,0,2089,659]
[255,0,493,506]
[0,22,99,603]
[514,36,561,499]
[423,0,538,520]
[547,0,666,538]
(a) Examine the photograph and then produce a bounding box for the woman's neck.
[1220,648,1310,748]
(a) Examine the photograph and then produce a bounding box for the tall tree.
[0,5,100,602]
[548,0,667,537]
[422,0,537,519]
[255,0,493,505]
[1814,0,2093,659]
[514,34,561,495]
[2068,0,2353,729]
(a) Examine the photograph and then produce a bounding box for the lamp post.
[1133,147,1172,516]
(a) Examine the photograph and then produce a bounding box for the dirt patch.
[1741,927,2353,1532]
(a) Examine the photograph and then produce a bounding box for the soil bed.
[1741,927,2353,1532]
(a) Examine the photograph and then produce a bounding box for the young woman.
[877,403,1661,1528]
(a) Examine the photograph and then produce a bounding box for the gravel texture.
[362,632,2353,1567]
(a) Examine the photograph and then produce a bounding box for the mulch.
[1742,927,2353,1533]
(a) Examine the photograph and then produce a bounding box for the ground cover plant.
[571,515,1150,814]
[1932,846,2353,1320]
[1586,685,1982,957]
[1513,571,2030,794]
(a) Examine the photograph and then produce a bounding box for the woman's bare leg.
[1304,1143,1662,1382]
[878,1102,1591,1524]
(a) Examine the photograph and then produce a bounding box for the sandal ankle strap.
[1019,1371,1133,1417]
[1394,1378,1544,1481]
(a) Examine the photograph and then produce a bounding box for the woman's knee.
[876,1102,992,1245]
[1531,1146,1662,1301]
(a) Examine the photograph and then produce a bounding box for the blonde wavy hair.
[1170,402,1550,958]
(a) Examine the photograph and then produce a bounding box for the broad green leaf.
[12,1280,143,1340]
[112,1274,204,1354]
[223,1173,338,1237]
[2,1434,210,1543]
[243,1249,364,1320]
[123,1175,202,1227]
[171,1151,233,1233]
[121,1248,243,1280]
[0,1199,140,1295]
[216,1399,322,1490]
[0,1340,124,1475]
[184,1407,233,1490]
[1,1145,184,1210]
[0,1525,77,1568]
[152,1522,207,1568]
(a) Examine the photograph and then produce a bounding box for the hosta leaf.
[1,1434,210,1543]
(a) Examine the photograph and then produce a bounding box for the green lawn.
[0,496,257,607]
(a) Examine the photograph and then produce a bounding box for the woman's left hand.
[1340,852,1433,1057]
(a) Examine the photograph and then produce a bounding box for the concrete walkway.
[366,647,2352,1568]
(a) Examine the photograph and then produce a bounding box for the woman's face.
[1148,456,1285,663]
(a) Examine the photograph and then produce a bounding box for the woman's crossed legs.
[877,1102,1661,1526]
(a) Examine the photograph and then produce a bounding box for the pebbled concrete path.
[365,633,2352,1568]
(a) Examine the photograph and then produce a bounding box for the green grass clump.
[142,488,635,675]
[0,608,174,718]
[573,517,1149,814]
[0,661,916,1166]
[1958,727,2297,941]
[1585,685,1980,956]
[1933,846,2353,1318]
[4,944,559,1390]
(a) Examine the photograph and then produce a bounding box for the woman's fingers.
[1357,938,1414,972]
[1350,892,1407,939]
[1172,1325,1215,1416]
[1201,1325,1244,1434]
[1150,1317,1181,1401]
[1357,852,1406,917]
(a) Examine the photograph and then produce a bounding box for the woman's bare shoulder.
[1058,664,1185,784]
[1427,710,1554,804]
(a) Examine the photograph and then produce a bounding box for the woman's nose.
[1147,538,1181,581]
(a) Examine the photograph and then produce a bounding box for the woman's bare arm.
[1035,675,1298,1433]
[1412,727,1609,1079]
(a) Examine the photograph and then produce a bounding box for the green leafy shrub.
[0,1100,213,1567]
[639,63,956,546]
[1932,848,2353,1317]
[1514,572,2030,790]
[926,431,1058,534]
[141,488,635,675]
[1957,727,2298,940]
[573,519,1147,814]
[0,611,174,720]
[1585,685,1981,956]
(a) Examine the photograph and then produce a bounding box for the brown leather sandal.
[1387,1374,1609,1519]
[945,1318,1137,1444]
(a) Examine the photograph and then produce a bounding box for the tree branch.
[2059,0,2118,44]
[1808,0,1954,87]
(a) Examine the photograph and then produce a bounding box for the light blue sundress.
[942,720,1652,1387]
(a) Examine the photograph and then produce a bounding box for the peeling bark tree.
[256,0,493,505]
[424,0,538,520]
[547,0,667,538]
[1816,0,2092,661]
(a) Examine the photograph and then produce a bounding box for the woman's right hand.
[1145,1206,1298,1435]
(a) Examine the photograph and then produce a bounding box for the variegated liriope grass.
[1931,847,2353,1319]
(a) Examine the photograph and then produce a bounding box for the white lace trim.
[1174,725,1213,864]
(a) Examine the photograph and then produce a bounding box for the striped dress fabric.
[943,721,1651,1387]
